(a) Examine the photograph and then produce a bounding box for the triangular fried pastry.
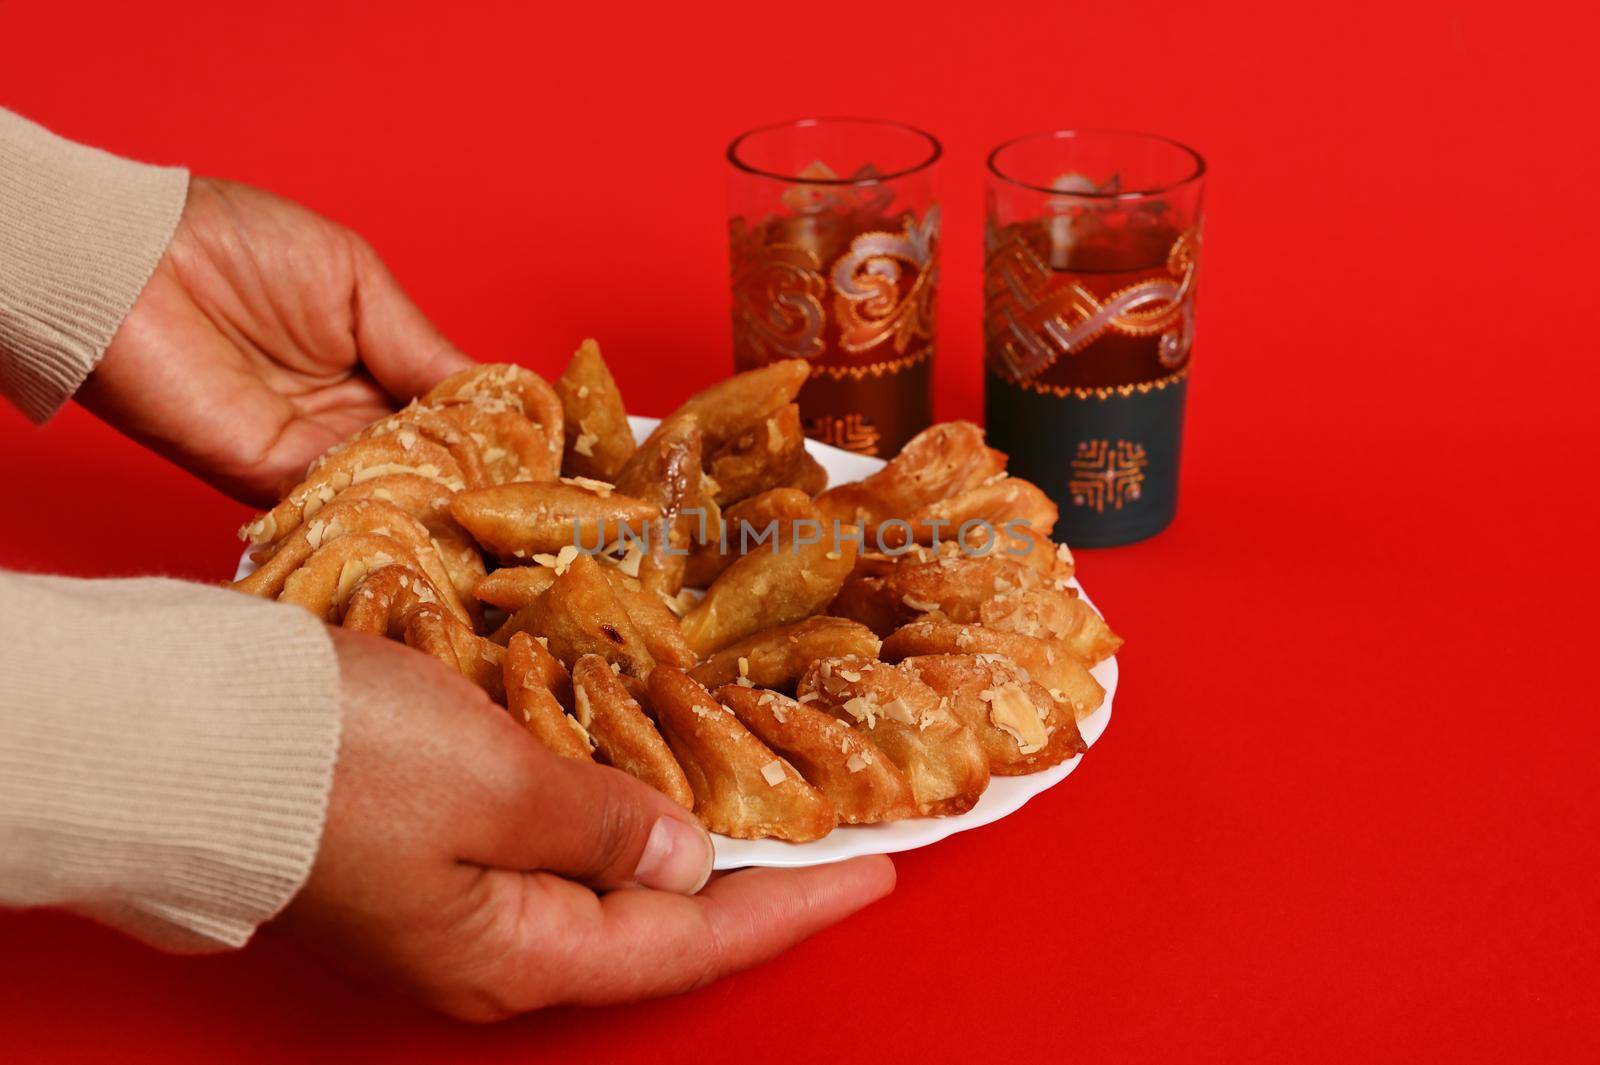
[423,363,564,474]
[342,563,451,639]
[639,359,809,454]
[276,532,415,622]
[501,555,655,678]
[897,654,1086,775]
[448,481,659,564]
[707,403,805,506]
[504,633,593,760]
[240,434,469,551]
[404,603,507,703]
[978,588,1122,666]
[681,521,857,655]
[233,498,471,625]
[648,668,834,841]
[556,339,636,480]
[572,655,693,808]
[787,450,828,497]
[439,403,556,483]
[717,685,914,825]
[796,655,989,817]
[689,617,880,692]
[613,416,702,597]
[880,620,1104,721]
[484,561,694,669]
[682,487,815,589]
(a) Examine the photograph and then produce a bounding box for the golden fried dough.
[403,603,507,702]
[898,654,1086,774]
[502,555,656,678]
[640,359,809,454]
[689,616,881,692]
[707,403,805,506]
[240,434,469,552]
[277,532,416,622]
[480,562,695,669]
[449,481,659,564]
[344,402,491,489]
[423,362,564,473]
[682,487,816,589]
[649,668,834,841]
[717,685,915,825]
[439,403,556,483]
[556,338,636,480]
[504,632,593,760]
[681,527,857,655]
[815,421,1004,536]
[979,588,1123,666]
[796,655,989,817]
[614,415,702,597]
[880,555,1042,624]
[234,498,471,625]
[880,619,1105,720]
[888,477,1059,549]
[825,575,906,637]
[283,472,486,608]
[341,563,451,639]
[787,449,829,496]
[572,655,693,807]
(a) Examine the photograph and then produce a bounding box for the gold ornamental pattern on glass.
[830,205,940,356]
[729,219,827,363]
[805,412,882,455]
[985,227,1199,387]
[730,206,940,368]
[1069,439,1149,512]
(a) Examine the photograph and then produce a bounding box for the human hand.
[277,628,895,1020]
[78,177,475,506]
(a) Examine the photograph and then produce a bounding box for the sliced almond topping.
[573,684,594,727]
[760,759,787,787]
[981,682,1048,754]
[845,752,869,773]
[902,595,940,613]
[561,475,614,497]
[565,714,595,750]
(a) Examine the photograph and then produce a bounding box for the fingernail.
[635,816,714,894]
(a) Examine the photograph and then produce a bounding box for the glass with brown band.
[985,129,1205,546]
[727,117,941,458]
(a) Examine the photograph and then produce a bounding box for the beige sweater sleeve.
[0,107,188,422]
[0,111,343,951]
[0,572,342,951]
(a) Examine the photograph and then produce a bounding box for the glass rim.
[986,128,1206,200]
[727,117,943,186]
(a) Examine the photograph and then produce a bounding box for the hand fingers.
[458,745,714,895]
[350,241,476,401]
[486,855,896,1012]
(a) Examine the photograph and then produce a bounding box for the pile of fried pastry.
[232,343,1122,842]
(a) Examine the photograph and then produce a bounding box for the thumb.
[350,239,477,401]
[462,745,715,896]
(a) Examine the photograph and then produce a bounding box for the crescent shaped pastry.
[649,668,834,842]
[717,684,914,825]
[571,655,693,808]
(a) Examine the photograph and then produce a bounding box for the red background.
[2,0,1595,1060]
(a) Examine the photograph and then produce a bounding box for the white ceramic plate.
[236,415,1117,869]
